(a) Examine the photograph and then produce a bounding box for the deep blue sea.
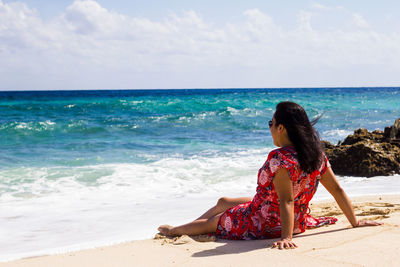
[1,88,400,261]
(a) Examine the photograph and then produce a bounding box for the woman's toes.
[158,225,174,236]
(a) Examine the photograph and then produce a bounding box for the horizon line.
[1,86,399,92]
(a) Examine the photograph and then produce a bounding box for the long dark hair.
[274,101,323,174]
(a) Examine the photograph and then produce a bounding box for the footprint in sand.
[154,233,216,245]
[172,235,193,245]
[356,208,391,216]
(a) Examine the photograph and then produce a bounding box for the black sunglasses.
[268,120,273,128]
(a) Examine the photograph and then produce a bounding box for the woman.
[158,101,381,249]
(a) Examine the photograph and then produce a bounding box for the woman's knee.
[217,197,230,207]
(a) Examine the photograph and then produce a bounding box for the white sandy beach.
[1,194,399,267]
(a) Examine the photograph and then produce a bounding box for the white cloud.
[352,13,369,28]
[297,10,313,31]
[0,0,399,90]
[310,2,344,11]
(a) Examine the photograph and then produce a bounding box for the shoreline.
[1,194,399,267]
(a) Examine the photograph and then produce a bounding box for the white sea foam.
[10,121,56,131]
[226,106,240,115]
[129,100,144,105]
[14,122,25,129]
[313,175,400,200]
[226,107,261,117]
[0,148,269,261]
[1,149,400,262]
[322,129,353,143]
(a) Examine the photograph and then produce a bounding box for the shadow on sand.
[191,227,351,257]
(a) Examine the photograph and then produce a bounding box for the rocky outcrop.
[323,119,400,177]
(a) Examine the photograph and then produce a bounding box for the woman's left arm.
[272,168,297,249]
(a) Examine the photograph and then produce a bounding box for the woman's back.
[256,146,330,233]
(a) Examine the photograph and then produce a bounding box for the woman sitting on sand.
[158,101,381,249]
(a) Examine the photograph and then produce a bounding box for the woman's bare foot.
[158,225,175,236]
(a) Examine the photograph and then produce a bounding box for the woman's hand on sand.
[272,238,297,249]
[355,220,383,227]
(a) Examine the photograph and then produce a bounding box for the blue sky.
[1,0,400,90]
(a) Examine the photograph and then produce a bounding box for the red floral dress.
[216,146,336,240]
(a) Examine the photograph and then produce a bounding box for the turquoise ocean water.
[1,88,400,261]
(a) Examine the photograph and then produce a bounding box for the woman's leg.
[195,196,252,220]
[158,196,251,236]
[158,212,223,236]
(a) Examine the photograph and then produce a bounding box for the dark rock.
[385,118,400,139]
[323,119,400,177]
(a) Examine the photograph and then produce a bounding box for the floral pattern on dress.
[258,170,268,186]
[216,146,336,240]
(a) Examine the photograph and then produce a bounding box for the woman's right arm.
[320,167,382,227]
[320,167,358,227]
